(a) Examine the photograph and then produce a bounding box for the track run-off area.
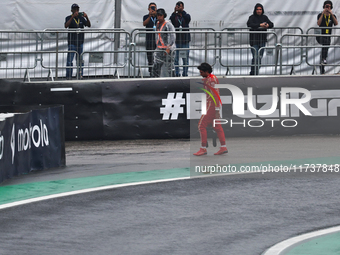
[1,137,340,255]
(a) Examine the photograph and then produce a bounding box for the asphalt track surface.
[1,136,340,255]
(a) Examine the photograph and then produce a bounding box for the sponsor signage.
[0,106,65,183]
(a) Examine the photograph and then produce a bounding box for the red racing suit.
[198,73,226,147]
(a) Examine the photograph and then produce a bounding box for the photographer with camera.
[65,3,91,79]
[246,3,273,75]
[170,1,191,77]
[317,1,338,74]
[143,3,158,76]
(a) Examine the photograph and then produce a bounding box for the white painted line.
[50,87,73,92]
[262,225,340,255]
[0,176,190,211]
[0,166,318,210]
[0,171,254,211]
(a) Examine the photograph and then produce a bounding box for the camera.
[151,6,156,11]
[78,12,84,17]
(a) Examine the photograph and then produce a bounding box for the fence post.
[274,43,282,75]
[204,32,208,63]
[114,0,122,64]
[55,32,59,80]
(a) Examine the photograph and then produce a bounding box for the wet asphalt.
[0,136,340,255]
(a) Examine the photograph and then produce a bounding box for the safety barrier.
[0,105,65,183]
[0,29,131,80]
[131,27,216,77]
[0,27,339,81]
[220,27,302,75]
[278,27,340,75]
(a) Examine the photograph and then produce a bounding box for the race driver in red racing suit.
[194,63,228,156]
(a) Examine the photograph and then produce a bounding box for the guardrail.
[131,27,216,77]
[0,27,339,81]
[0,29,131,80]
[279,29,340,75]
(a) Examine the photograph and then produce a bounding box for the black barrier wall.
[190,76,340,137]
[0,105,65,183]
[0,76,340,141]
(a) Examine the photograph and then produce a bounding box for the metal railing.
[217,30,277,75]
[0,26,340,81]
[130,27,216,77]
[42,29,131,79]
[0,29,131,80]
[278,28,340,75]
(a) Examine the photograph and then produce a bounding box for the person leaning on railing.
[64,3,91,80]
[317,0,338,74]
[151,9,176,77]
[246,3,273,75]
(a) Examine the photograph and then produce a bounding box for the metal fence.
[0,27,339,81]
[0,29,131,81]
[130,27,216,77]
[276,27,340,75]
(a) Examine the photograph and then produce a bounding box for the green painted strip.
[0,168,190,205]
[1,156,339,206]
[285,232,340,255]
[191,156,340,176]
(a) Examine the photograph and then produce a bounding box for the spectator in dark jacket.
[143,2,158,76]
[170,1,191,76]
[247,3,273,75]
[65,3,91,79]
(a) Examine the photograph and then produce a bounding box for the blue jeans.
[250,43,265,75]
[175,42,189,76]
[66,44,83,78]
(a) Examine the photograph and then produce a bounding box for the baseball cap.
[156,8,167,18]
[71,3,80,9]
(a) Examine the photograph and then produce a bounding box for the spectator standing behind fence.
[143,3,158,76]
[246,3,273,75]
[317,0,338,74]
[65,3,91,79]
[170,1,191,77]
[152,8,176,77]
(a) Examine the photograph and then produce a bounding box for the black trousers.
[320,36,331,60]
[319,37,331,74]
[146,42,156,73]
